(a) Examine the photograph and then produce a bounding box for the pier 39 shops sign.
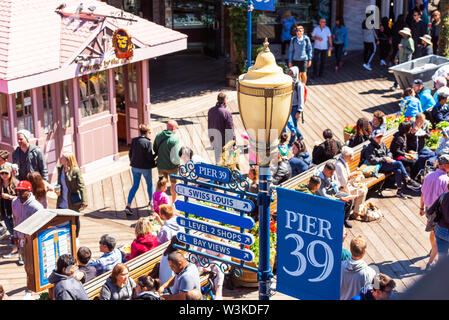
[276,188,344,300]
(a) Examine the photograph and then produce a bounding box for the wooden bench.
[83,237,210,300]
[270,128,397,216]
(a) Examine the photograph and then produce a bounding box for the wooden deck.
[0,51,431,300]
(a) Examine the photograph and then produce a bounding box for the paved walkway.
[0,51,429,300]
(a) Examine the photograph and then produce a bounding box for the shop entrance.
[114,63,140,154]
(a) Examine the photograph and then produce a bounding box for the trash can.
[389,55,449,90]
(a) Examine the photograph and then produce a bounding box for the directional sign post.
[172,160,258,282]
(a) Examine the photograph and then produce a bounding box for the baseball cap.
[0,164,11,174]
[439,154,449,165]
[373,129,385,137]
[413,79,423,85]
[15,180,32,191]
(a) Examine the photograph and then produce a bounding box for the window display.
[255,0,331,42]
[79,71,109,118]
[170,0,216,29]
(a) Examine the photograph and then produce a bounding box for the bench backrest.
[270,129,397,215]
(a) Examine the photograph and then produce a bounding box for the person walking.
[416,34,434,58]
[12,129,48,182]
[287,66,306,145]
[310,18,332,78]
[207,92,235,165]
[362,15,378,71]
[280,10,296,60]
[125,124,156,215]
[288,26,313,84]
[340,235,376,300]
[377,17,392,66]
[391,27,415,90]
[419,154,449,270]
[27,172,52,209]
[0,165,18,258]
[56,152,87,241]
[410,9,428,59]
[153,120,181,204]
[430,10,441,54]
[391,14,406,67]
[332,17,348,72]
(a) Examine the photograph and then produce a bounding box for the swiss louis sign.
[175,184,255,212]
[276,187,344,300]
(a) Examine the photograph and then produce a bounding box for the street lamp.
[236,38,293,300]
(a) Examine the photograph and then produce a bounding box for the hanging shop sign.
[112,28,135,59]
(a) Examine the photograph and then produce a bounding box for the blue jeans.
[334,43,344,67]
[435,225,449,256]
[127,167,153,206]
[1,213,14,245]
[289,157,309,178]
[379,161,409,188]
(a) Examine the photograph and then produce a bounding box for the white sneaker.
[363,63,372,71]
[380,59,387,66]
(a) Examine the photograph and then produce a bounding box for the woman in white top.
[334,146,368,219]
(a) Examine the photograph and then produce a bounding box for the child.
[76,246,97,284]
[152,176,170,215]
[155,204,184,245]
[399,87,422,118]
[278,132,290,158]
[133,275,162,300]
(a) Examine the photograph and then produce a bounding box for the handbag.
[70,192,82,205]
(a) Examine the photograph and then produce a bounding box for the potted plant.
[232,220,277,287]
[426,129,444,150]
[343,124,356,142]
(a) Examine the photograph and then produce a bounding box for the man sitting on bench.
[365,129,421,199]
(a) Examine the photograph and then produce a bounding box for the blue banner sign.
[253,0,275,11]
[177,216,254,245]
[177,232,254,262]
[276,187,344,300]
[175,200,255,230]
[175,184,254,212]
[194,163,231,183]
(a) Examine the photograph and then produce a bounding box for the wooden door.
[124,62,142,144]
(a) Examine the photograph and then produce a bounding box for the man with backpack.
[125,124,157,215]
[420,154,449,270]
[288,25,313,84]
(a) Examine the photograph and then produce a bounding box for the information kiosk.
[14,209,81,293]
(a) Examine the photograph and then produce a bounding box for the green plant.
[38,292,50,300]
[436,121,449,130]
[425,129,443,150]
[247,221,277,265]
[227,6,260,74]
[344,124,356,134]
[438,13,449,57]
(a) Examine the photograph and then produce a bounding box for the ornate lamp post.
[236,39,293,300]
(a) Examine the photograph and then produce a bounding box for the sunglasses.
[0,172,9,175]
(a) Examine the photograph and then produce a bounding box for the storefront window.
[43,85,54,134]
[123,0,141,15]
[0,94,9,138]
[79,71,110,117]
[255,0,331,42]
[15,89,34,134]
[60,80,71,128]
[115,67,126,114]
[170,0,216,29]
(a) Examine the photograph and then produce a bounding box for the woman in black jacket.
[390,121,419,178]
[312,129,342,165]
[347,117,373,148]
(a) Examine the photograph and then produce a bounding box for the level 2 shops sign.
[112,28,134,59]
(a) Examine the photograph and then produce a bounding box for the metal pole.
[247,0,253,70]
[258,164,273,300]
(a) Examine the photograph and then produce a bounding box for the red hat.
[15,180,32,191]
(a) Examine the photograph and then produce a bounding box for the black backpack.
[427,192,447,223]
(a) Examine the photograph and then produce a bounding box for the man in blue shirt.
[413,79,436,111]
[89,234,123,276]
[352,273,396,300]
[288,25,313,84]
[431,91,449,125]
